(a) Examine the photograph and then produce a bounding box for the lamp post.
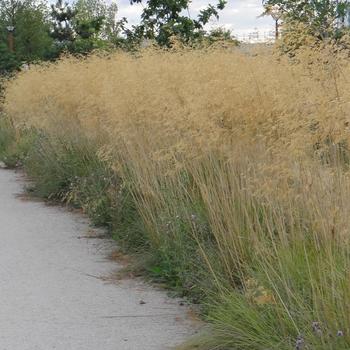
[6,25,15,53]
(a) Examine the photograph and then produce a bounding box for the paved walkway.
[0,169,195,350]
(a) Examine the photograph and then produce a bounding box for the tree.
[50,0,76,45]
[50,0,122,54]
[205,27,239,46]
[0,42,19,74]
[73,0,121,41]
[15,5,53,60]
[71,16,106,53]
[128,0,227,46]
[104,2,122,41]
[260,4,282,39]
[73,0,106,21]
[0,0,53,65]
[0,0,29,26]
[262,0,350,39]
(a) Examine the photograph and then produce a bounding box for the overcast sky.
[116,0,275,40]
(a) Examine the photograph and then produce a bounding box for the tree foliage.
[0,0,53,66]
[262,0,350,38]
[0,42,19,74]
[15,5,53,60]
[73,0,121,40]
[128,0,227,46]
[50,0,123,54]
[50,0,76,44]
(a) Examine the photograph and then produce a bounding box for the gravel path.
[0,169,196,350]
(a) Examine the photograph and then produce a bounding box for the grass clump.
[0,115,37,167]
[3,45,350,348]
[0,116,15,162]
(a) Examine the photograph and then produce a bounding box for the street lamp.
[6,25,15,53]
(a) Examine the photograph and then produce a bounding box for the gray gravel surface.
[0,169,196,350]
